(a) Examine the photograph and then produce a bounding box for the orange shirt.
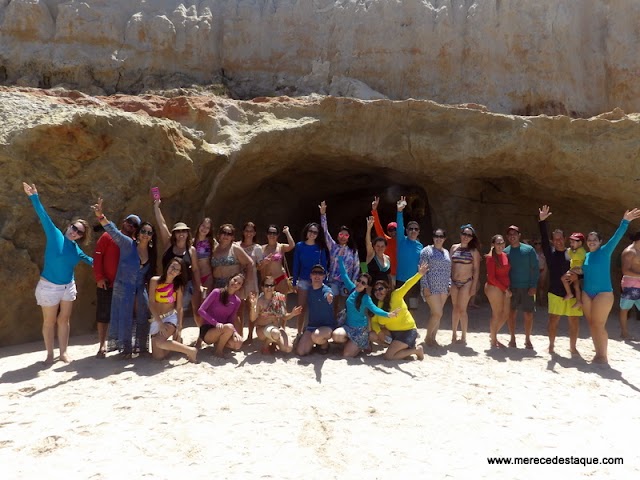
[372,209,397,276]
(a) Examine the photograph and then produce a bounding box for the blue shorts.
[330,281,349,297]
[390,329,418,348]
[182,281,193,310]
[296,279,311,291]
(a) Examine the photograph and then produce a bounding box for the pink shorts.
[35,278,77,306]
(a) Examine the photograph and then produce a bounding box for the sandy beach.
[1,302,639,479]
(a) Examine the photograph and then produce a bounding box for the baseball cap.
[569,232,585,242]
[507,225,520,234]
[310,264,326,274]
[125,214,141,227]
[387,222,397,230]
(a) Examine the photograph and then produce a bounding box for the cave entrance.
[210,162,433,262]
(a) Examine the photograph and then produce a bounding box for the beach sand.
[1,303,639,479]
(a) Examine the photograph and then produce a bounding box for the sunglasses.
[220,231,233,236]
[408,227,419,232]
[357,279,369,286]
[374,287,387,292]
[264,284,275,288]
[139,229,153,235]
[175,229,189,234]
[461,232,473,237]
[308,230,319,235]
[267,231,278,235]
[310,271,324,276]
[338,233,350,238]
[125,219,138,227]
[71,224,85,235]
[434,234,445,239]
[387,228,397,232]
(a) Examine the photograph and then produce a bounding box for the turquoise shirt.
[504,242,539,289]
[583,219,629,296]
[29,194,93,284]
[339,257,389,328]
[396,211,423,282]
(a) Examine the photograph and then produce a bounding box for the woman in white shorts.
[148,257,197,363]
[23,182,93,364]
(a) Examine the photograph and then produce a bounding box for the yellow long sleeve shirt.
[372,272,421,332]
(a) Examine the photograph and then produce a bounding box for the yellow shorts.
[547,292,583,317]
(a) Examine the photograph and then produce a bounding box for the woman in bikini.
[91,198,156,358]
[449,224,481,345]
[419,228,451,347]
[153,200,202,337]
[582,208,640,363]
[194,217,215,295]
[198,273,246,357]
[248,276,303,354]
[235,222,264,342]
[210,224,254,336]
[260,224,296,301]
[365,216,392,345]
[148,257,198,362]
[485,234,511,348]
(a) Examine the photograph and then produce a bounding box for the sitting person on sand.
[370,263,428,361]
[296,265,336,356]
[197,273,246,357]
[249,276,302,354]
[148,257,197,362]
[332,256,397,358]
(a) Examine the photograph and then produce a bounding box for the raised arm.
[362,294,392,318]
[365,216,375,263]
[23,183,57,238]
[396,196,407,243]
[153,199,171,251]
[538,205,553,262]
[282,226,295,252]
[371,196,390,240]
[319,201,336,249]
[601,209,640,255]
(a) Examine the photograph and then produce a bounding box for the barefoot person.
[419,228,451,347]
[537,206,583,355]
[485,235,511,348]
[23,182,93,364]
[395,196,424,309]
[371,196,397,284]
[235,222,264,342]
[504,225,539,349]
[248,276,302,354]
[331,257,396,358]
[365,216,391,285]
[94,213,139,357]
[153,200,202,340]
[296,265,335,356]
[148,257,197,362]
[371,263,429,361]
[582,208,640,363]
[197,273,245,357]
[619,231,640,339]
[91,198,155,358]
[260,225,295,297]
[449,224,481,345]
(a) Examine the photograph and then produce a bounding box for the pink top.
[198,288,241,326]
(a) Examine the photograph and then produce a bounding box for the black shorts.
[96,287,113,323]
[199,324,216,340]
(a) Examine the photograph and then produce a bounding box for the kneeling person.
[296,265,336,355]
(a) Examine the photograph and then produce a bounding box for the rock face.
[1,1,640,115]
[2,87,640,346]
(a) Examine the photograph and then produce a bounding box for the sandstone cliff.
[1,87,640,345]
[1,0,640,116]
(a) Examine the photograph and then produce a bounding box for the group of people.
[23,181,640,366]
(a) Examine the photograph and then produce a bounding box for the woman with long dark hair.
[293,220,329,335]
[485,234,511,348]
[198,273,246,357]
[148,257,197,362]
[91,198,156,358]
[449,224,481,345]
[331,257,396,357]
[23,182,93,364]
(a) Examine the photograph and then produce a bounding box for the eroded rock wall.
[1,1,640,115]
[2,87,640,345]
